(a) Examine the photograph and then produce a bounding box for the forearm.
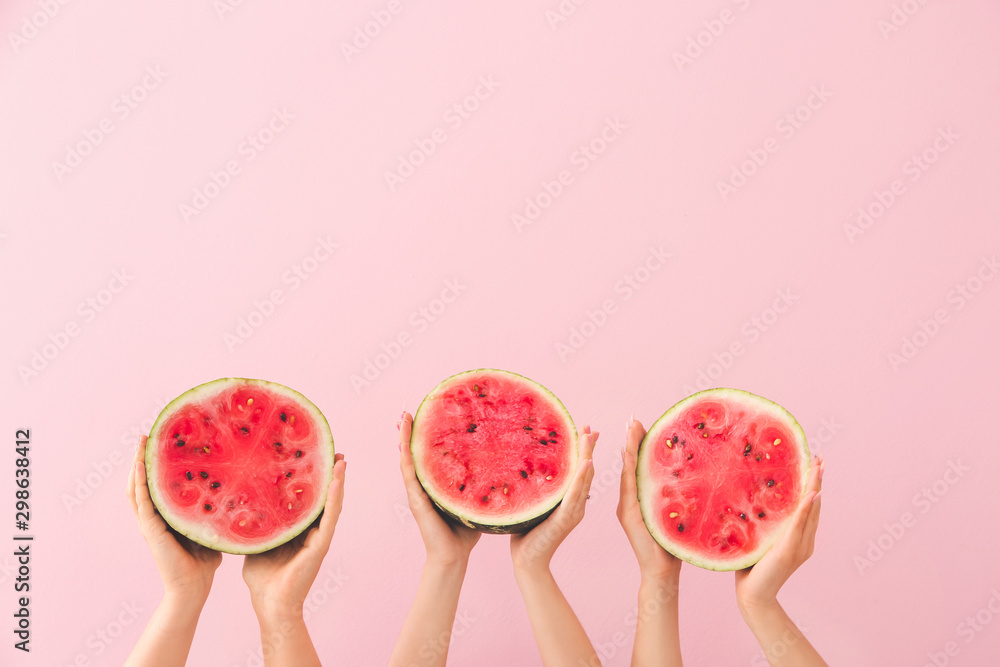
[389,558,469,667]
[739,601,826,667]
[256,611,321,667]
[631,575,682,667]
[125,593,206,667]
[514,566,599,667]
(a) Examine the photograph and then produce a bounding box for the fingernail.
[583,459,593,471]
[400,410,407,420]
[812,490,822,504]
[592,431,600,443]
[396,420,401,431]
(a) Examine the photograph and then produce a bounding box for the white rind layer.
[146,377,335,555]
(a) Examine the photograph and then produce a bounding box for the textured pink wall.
[2,1,999,665]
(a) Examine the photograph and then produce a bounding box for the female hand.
[398,412,480,565]
[127,436,222,602]
[735,455,824,610]
[242,453,347,620]
[509,426,598,574]
[618,418,682,582]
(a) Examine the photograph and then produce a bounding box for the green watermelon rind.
[636,387,811,572]
[410,368,579,535]
[145,377,336,555]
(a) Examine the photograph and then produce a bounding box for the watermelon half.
[636,388,810,571]
[146,378,335,554]
[410,369,578,534]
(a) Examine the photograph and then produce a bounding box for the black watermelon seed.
[520,470,528,479]
[173,433,179,438]
[549,431,558,437]
[295,450,303,458]
[481,496,489,503]
[211,482,221,489]
[176,440,185,447]
[671,435,679,444]
[459,484,465,491]
[199,471,208,479]
[478,393,486,398]
[696,422,705,429]
[671,471,679,477]
[240,427,249,434]
[286,472,292,478]
[677,524,685,532]
[686,453,694,460]
[540,439,548,445]
[744,444,752,456]
[523,426,532,431]
[767,479,775,487]
[758,512,766,518]
[280,412,287,422]
[467,424,477,433]
[473,384,479,393]
[185,471,193,480]
[739,513,747,520]
[204,504,212,511]
[756,454,762,461]
[275,442,282,447]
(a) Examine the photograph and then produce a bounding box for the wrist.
[737,595,781,618]
[161,589,209,618]
[425,550,471,571]
[512,558,553,583]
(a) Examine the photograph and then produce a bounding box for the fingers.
[552,426,593,519]
[127,436,146,517]
[619,417,645,509]
[313,456,348,551]
[132,457,167,542]
[397,412,436,515]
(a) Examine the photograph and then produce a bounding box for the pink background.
[2,1,1000,665]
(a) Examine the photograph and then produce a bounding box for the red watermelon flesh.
[410,369,578,533]
[637,388,810,570]
[146,378,335,554]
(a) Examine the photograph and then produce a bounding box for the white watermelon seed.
[669,512,679,518]
[765,453,771,459]
[239,520,246,526]
[545,475,552,480]
[247,398,253,405]
[773,438,781,446]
